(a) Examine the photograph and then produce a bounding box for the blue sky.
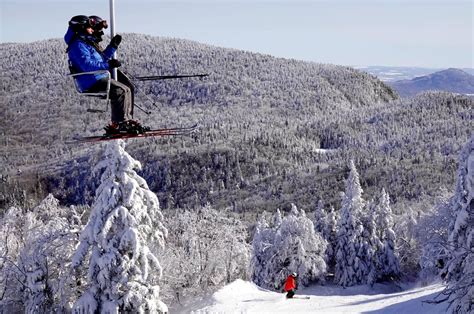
[1,0,472,68]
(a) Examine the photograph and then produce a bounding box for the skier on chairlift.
[65,15,148,135]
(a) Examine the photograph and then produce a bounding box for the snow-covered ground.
[183,279,449,314]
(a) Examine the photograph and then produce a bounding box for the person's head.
[69,15,93,35]
[291,272,298,278]
[88,16,108,42]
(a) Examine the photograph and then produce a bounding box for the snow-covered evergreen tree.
[394,206,420,279]
[0,194,81,313]
[323,206,338,273]
[418,195,451,282]
[375,189,400,281]
[335,160,367,287]
[251,205,326,290]
[273,208,283,230]
[444,135,474,313]
[274,205,327,287]
[361,200,381,285]
[250,209,284,290]
[313,199,327,235]
[250,215,275,288]
[352,224,371,285]
[160,205,249,302]
[72,140,168,314]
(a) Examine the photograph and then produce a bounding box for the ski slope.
[187,279,449,314]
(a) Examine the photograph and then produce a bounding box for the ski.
[68,124,198,143]
[288,296,310,300]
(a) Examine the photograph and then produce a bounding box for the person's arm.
[102,44,117,60]
[69,41,109,72]
[102,35,121,59]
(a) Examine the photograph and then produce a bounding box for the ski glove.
[108,59,122,68]
[110,35,122,48]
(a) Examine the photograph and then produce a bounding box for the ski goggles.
[89,16,108,31]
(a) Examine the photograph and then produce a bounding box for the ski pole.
[123,71,161,110]
[134,103,151,115]
[134,74,209,81]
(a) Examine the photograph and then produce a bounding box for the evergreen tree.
[444,135,473,313]
[22,195,81,313]
[251,205,326,290]
[362,200,382,285]
[250,215,275,288]
[394,206,419,278]
[313,199,327,236]
[72,141,168,314]
[376,189,400,281]
[159,206,249,302]
[272,205,327,288]
[353,224,370,284]
[273,208,283,229]
[418,196,451,282]
[0,195,81,313]
[335,160,366,287]
[324,206,338,274]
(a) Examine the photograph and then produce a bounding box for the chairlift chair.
[70,70,111,113]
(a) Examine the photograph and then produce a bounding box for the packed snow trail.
[188,279,449,314]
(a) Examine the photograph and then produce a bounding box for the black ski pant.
[88,74,133,123]
[286,290,295,298]
[117,70,135,117]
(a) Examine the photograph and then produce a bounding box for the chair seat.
[70,70,111,101]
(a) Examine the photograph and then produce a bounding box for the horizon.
[1,0,472,68]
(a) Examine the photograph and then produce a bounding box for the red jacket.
[284,275,296,291]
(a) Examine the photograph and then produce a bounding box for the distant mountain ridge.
[358,66,474,82]
[388,68,474,97]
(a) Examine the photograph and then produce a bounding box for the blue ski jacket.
[64,27,116,92]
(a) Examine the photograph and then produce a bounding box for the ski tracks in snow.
[189,280,449,314]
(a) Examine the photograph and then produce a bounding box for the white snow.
[314,148,333,154]
[189,279,449,314]
[381,71,404,76]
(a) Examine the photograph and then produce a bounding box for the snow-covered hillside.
[186,280,448,314]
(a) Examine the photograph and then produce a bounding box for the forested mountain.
[0,34,472,216]
[389,68,474,97]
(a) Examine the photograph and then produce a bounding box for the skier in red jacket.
[283,272,298,298]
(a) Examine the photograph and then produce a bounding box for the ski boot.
[118,120,150,135]
[103,122,120,136]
